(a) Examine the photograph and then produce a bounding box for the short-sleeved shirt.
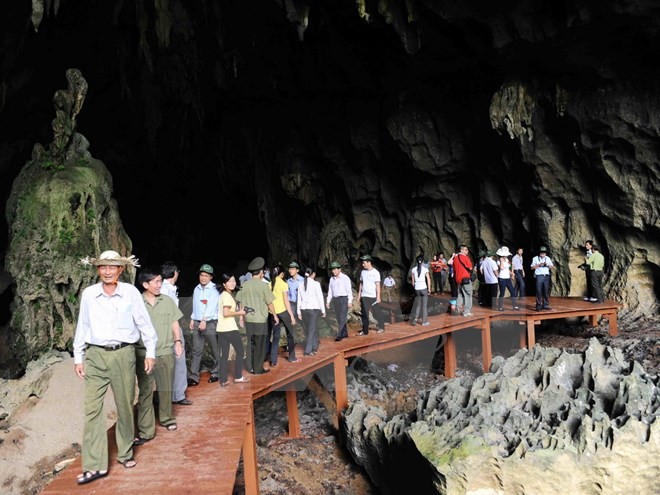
[271,277,288,315]
[411,266,429,290]
[531,255,553,276]
[360,268,381,298]
[142,294,183,357]
[287,274,303,302]
[218,291,239,332]
[236,278,275,323]
[481,257,498,284]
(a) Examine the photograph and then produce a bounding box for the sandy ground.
[0,353,118,495]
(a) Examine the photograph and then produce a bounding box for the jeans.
[217,330,245,383]
[497,278,517,309]
[411,289,429,323]
[360,297,385,333]
[514,270,525,298]
[535,275,551,309]
[301,309,321,354]
[270,311,297,364]
[331,296,349,339]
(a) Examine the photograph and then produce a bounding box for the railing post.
[243,402,260,495]
[481,318,492,372]
[285,386,301,438]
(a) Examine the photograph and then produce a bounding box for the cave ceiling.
[1,0,659,301]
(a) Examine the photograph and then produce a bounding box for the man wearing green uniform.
[236,257,278,375]
[134,268,184,445]
[73,250,157,485]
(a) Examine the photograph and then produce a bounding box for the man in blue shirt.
[187,263,220,385]
[287,261,304,326]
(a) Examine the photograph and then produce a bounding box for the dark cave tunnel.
[2,0,660,370]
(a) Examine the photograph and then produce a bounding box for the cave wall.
[1,0,660,369]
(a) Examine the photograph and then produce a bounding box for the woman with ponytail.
[217,274,250,386]
[297,267,325,356]
[410,255,431,326]
[269,264,301,365]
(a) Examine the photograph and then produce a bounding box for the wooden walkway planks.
[41,296,620,495]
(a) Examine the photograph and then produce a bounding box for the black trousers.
[331,296,349,339]
[245,321,268,373]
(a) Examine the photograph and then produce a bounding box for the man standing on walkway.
[134,268,183,444]
[73,250,157,484]
[512,248,526,300]
[356,255,385,335]
[587,245,606,303]
[479,251,498,308]
[237,256,278,374]
[160,261,191,406]
[582,240,594,301]
[326,261,353,341]
[287,261,304,326]
[188,264,220,385]
[453,245,474,316]
[531,246,554,311]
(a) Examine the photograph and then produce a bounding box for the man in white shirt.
[73,250,158,484]
[160,261,191,406]
[531,246,554,311]
[480,252,499,308]
[512,248,526,299]
[326,261,353,341]
[356,255,385,335]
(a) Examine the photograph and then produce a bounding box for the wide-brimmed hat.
[496,246,512,257]
[81,250,140,267]
[248,257,265,271]
[359,255,373,261]
[288,261,300,269]
[329,261,342,269]
[539,246,548,253]
[198,263,214,275]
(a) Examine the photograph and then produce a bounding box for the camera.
[577,263,587,271]
[243,306,255,315]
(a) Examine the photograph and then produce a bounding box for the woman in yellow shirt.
[217,274,250,386]
[270,265,301,365]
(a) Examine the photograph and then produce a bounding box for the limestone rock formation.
[4,69,133,373]
[343,338,660,495]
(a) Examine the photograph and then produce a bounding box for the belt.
[514,269,523,272]
[537,274,550,277]
[87,342,134,351]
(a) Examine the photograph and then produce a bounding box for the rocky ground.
[1,313,659,494]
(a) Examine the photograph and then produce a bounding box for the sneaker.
[463,312,473,317]
[234,376,251,383]
[357,331,367,336]
[410,321,417,326]
[377,329,385,334]
[589,297,598,302]
[421,322,430,326]
[583,297,590,301]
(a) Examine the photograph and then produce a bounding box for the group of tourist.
[71,239,606,485]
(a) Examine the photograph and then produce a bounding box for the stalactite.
[154,0,173,48]
[31,0,44,32]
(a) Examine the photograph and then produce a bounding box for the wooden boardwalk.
[41,297,620,495]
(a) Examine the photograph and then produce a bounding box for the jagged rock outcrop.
[4,70,133,372]
[343,338,660,495]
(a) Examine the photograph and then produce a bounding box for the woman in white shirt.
[496,247,518,311]
[297,267,326,356]
[410,255,431,325]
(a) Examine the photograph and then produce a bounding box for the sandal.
[76,470,108,485]
[118,458,137,468]
[165,423,177,431]
[133,435,152,446]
